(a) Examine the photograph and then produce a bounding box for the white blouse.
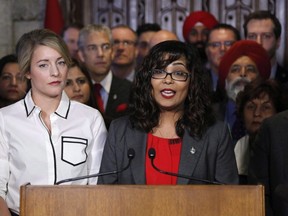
[0,90,107,213]
[234,135,250,175]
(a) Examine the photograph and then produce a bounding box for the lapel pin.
[190,147,196,154]
[113,94,117,100]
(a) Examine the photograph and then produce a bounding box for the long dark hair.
[69,58,97,107]
[129,40,215,138]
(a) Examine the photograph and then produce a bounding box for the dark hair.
[236,79,284,118]
[136,23,161,36]
[130,40,215,138]
[69,58,96,107]
[0,54,18,75]
[243,10,281,39]
[0,54,30,91]
[61,22,84,37]
[207,23,241,43]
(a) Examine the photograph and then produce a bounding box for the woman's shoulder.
[204,120,229,137]
[69,101,105,121]
[110,115,131,128]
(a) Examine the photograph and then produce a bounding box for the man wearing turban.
[182,11,218,63]
[217,40,271,143]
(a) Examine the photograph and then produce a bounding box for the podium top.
[20,184,264,216]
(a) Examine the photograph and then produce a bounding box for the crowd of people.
[0,9,287,216]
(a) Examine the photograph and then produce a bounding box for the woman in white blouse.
[0,29,107,216]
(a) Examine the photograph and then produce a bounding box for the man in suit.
[78,24,132,128]
[243,10,288,84]
[249,110,288,216]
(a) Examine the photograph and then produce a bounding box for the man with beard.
[217,40,271,144]
[182,11,218,64]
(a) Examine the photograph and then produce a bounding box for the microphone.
[148,148,223,185]
[56,148,135,185]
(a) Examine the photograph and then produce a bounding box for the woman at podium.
[98,40,239,185]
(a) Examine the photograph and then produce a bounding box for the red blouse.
[146,133,182,185]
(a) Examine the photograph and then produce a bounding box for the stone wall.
[0,0,45,58]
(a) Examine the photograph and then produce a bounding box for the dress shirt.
[0,90,107,214]
[126,70,135,82]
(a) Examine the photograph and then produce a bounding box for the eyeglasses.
[207,41,235,49]
[113,40,136,47]
[151,69,190,81]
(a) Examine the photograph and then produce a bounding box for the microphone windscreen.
[127,148,135,159]
[148,148,156,159]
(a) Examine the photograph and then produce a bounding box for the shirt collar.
[100,70,112,94]
[24,90,71,119]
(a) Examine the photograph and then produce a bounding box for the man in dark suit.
[243,10,288,84]
[249,110,288,216]
[78,24,131,128]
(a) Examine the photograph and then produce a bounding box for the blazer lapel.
[125,126,147,184]
[177,130,205,184]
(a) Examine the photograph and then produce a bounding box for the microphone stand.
[148,148,223,185]
[56,148,135,185]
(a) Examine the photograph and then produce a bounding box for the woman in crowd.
[0,54,29,108]
[234,79,284,183]
[98,40,238,185]
[64,58,96,107]
[0,29,107,216]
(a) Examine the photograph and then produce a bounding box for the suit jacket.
[98,116,239,185]
[275,63,288,84]
[95,75,132,128]
[249,110,288,216]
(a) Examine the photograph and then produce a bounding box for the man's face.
[112,27,138,66]
[206,29,237,72]
[225,56,259,101]
[63,27,80,59]
[246,19,280,59]
[188,25,209,48]
[78,31,113,81]
[136,31,156,66]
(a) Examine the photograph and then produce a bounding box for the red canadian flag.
[44,0,64,35]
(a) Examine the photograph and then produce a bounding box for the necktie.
[94,83,104,113]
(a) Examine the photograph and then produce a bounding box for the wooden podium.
[20,185,264,216]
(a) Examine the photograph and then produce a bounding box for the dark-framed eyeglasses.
[207,40,235,49]
[151,69,190,81]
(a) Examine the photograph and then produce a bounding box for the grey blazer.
[98,116,239,185]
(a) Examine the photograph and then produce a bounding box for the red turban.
[182,11,218,42]
[218,40,271,89]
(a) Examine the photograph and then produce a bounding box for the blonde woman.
[0,29,107,216]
